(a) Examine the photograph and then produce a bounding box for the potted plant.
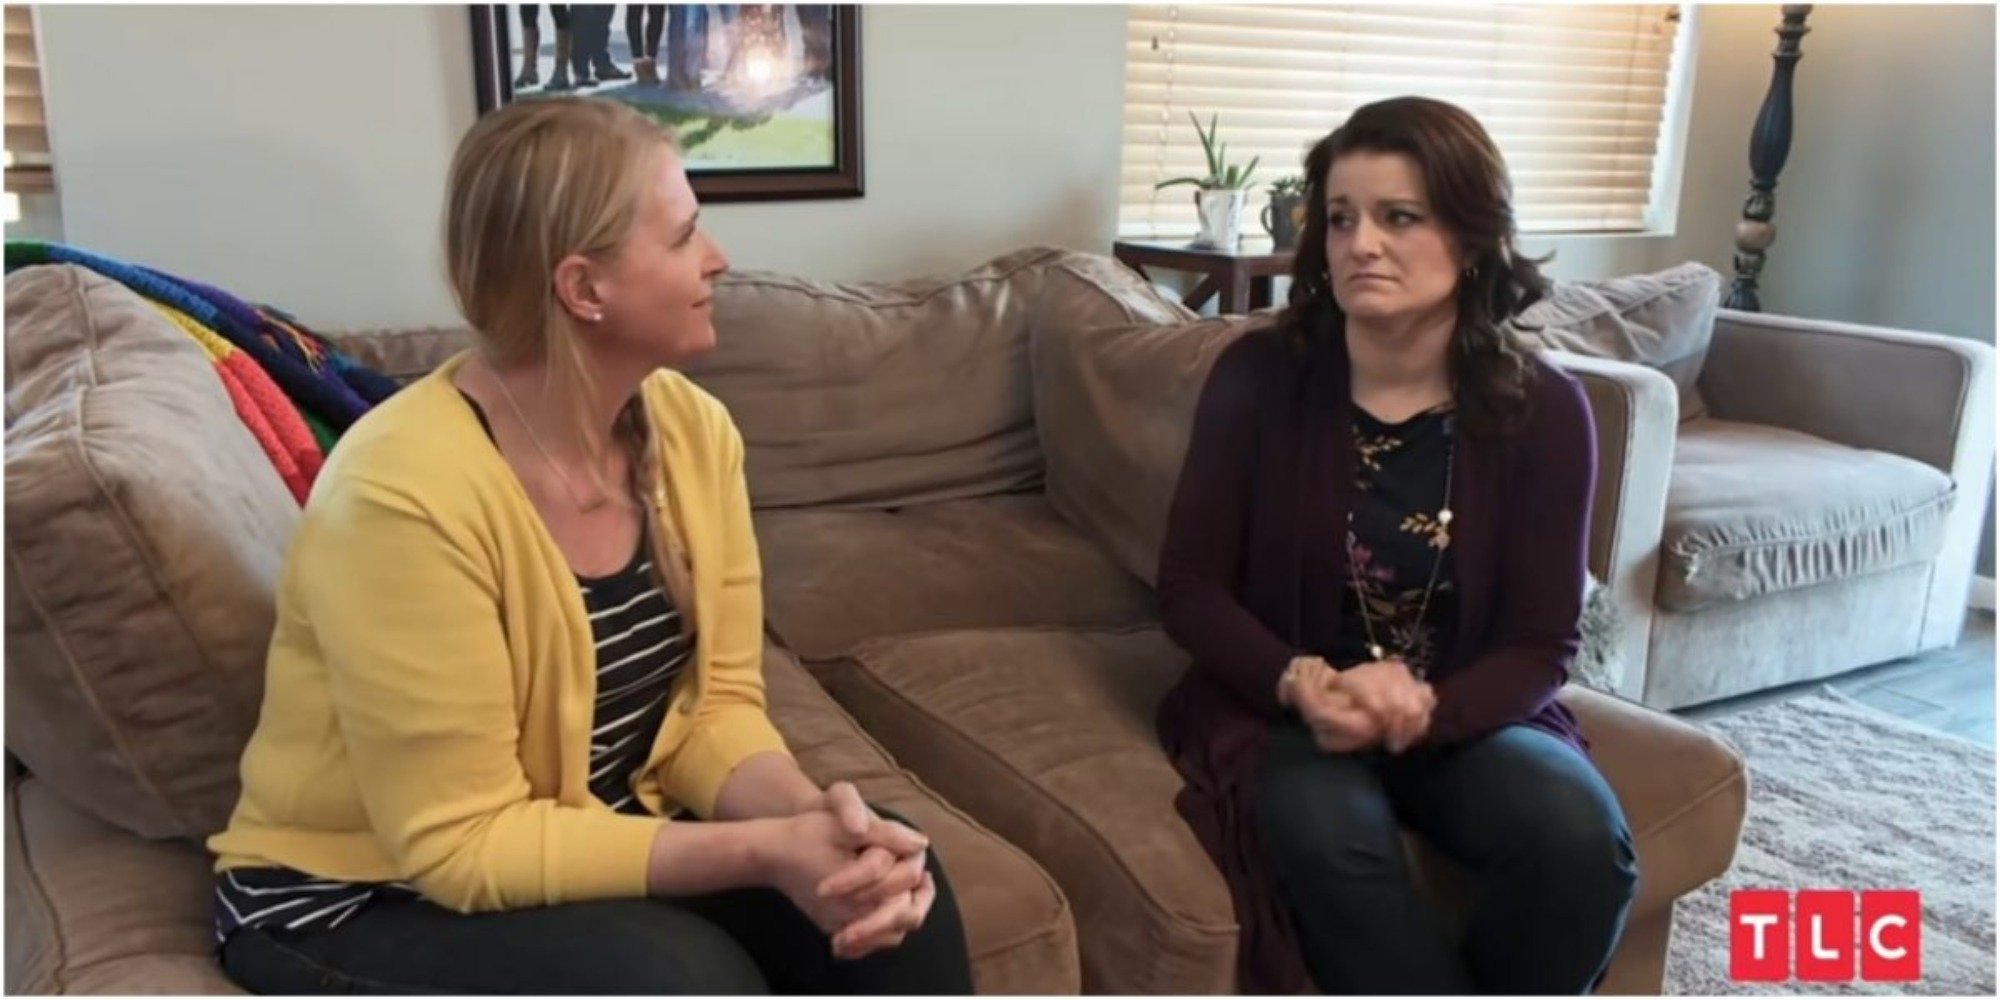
[1154,112,1260,248]
[1263,174,1307,250]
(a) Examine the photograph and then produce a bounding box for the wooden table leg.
[1250,275,1275,310]
[1220,266,1253,315]
[1182,275,1220,311]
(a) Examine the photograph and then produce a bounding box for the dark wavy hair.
[1282,96,1551,437]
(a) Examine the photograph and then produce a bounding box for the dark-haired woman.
[1155,96,1638,995]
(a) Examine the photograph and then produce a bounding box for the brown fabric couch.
[6,248,1748,995]
[674,247,1747,993]
[1,264,1078,994]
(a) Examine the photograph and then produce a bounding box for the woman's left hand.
[799,782,936,958]
[1338,660,1435,753]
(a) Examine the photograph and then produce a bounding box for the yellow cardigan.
[207,353,791,912]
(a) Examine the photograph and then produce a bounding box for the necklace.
[1344,412,1455,678]
[490,368,614,514]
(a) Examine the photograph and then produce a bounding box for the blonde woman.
[206,97,971,994]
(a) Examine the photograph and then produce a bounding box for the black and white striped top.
[214,394,694,943]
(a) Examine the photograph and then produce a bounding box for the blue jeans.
[1258,720,1637,994]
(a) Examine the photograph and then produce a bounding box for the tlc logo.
[1730,889,1922,982]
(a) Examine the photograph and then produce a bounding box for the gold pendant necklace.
[1344,417,1455,679]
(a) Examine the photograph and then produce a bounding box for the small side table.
[1112,238,1295,315]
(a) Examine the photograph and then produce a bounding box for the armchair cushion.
[1660,419,1955,610]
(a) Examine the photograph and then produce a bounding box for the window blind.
[1121,4,1687,238]
[6,4,53,192]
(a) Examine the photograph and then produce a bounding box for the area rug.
[1664,689,1995,994]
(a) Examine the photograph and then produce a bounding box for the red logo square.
[1796,890,1858,982]
[1730,889,1791,981]
[1860,890,1922,982]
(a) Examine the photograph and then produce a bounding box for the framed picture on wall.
[469,5,863,201]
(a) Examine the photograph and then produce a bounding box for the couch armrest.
[325,327,476,384]
[1560,686,1747,919]
[1700,309,1994,476]
[1547,350,1678,699]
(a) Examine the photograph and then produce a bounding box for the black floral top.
[1329,404,1459,676]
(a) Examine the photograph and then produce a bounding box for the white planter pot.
[1193,188,1248,248]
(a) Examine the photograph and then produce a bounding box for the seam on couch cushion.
[1585,364,1645,569]
[1631,763,1746,846]
[64,383,225,834]
[5,488,186,834]
[1667,489,1955,561]
[1531,265,1718,331]
[7,775,71,993]
[716,247,1068,308]
[835,625,1237,936]
[1041,259,1194,323]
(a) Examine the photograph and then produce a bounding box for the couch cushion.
[754,493,1158,662]
[325,327,474,384]
[683,247,1070,512]
[1031,312,1267,584]
[1519,262,1722,421]
[823,626,1743,993]
[4,265,294,841]
[759,642,1078,993]
[1659,418,1955,611]
[829,627,1235,993]
[5,773,244,994]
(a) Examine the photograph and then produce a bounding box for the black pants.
[626,4,666,60]
[518,4,571,31]
[1258,721,1637,994]
[220,842,972,994]
[568,4,617,77]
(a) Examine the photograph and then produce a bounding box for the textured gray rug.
[1665,690,1996,995]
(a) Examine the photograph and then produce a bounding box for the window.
[6,3,54,221]
[1120,4,1689,239]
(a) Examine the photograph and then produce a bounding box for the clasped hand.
[1281,656,1435,754]
[768,781,938,961]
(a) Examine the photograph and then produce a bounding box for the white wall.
[32,5,1999,577]
[700,5,1126,283]
[37,5,476,330]
[35,4,1123,331]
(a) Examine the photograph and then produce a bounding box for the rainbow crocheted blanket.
[5,240,401,503]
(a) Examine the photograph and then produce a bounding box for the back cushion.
[5,265,295,841]
[1031,253,1272,583]
[686,247,1071,510]
[1517,262,1722,421]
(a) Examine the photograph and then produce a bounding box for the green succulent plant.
[1154,112,1260,192]
[1267,174,1306,198]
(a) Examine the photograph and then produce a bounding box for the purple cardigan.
[1154,326,1596,993]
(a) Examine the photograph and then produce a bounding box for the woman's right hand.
[1289,658,1383,754]
[1338,659,1435,752]
[756,808,931,951]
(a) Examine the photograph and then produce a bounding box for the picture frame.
[469,4,863,202]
